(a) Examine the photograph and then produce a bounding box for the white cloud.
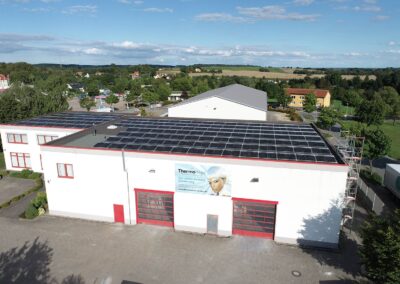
[62,5,97,15]
[373,15,389,21]
[293,0,314,6]
[23,7,51,12]
[237,5,319,21]
[83,48,104,55]
[1,32,400,67]
[118,0,143,4]
[389,41,397,46]
[386,49,400,54]
[353,5,381,12]
[143,7,173,13]
[195,13,249,23]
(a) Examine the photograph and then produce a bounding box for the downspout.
[122,150,132,225]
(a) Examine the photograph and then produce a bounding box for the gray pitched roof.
[169,84,267,112]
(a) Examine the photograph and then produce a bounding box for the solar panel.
[60,116,338,164]
[13,112,120,128]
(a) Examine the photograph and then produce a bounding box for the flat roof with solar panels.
[8,112,121,129]
[47,116,342,165]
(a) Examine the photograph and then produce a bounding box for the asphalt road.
[0,215,366,284]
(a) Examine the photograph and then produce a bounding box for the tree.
[105,94,119,108]
[379,87,400,124]
[356,95,387,126]
[389,98,400,125]
[79,97,96,111]
[141,89,159,104]
[303,93,317,113]
[86,81,99,97]
[112,77,129,93]
[360,210,400,284]
[363,128,391,169]
[275,89,292,108]
[343,89,363,107]
[126,80,142,102]
[154,82,171,101]
[171,76,192,91]
[316,107,340,129]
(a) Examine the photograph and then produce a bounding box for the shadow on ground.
[0,237,85,284]
[297,201,363,279]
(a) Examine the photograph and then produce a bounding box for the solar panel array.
[13,112,120,128]
[93,118,338,164]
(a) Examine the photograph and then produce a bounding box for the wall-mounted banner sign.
[175,163,231,196]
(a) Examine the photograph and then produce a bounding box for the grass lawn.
[333,100,355,116]
[340,120,400,160]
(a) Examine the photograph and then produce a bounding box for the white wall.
[41,147,347,247]
[0,126,79,173]
[168,97,267,121]
[42,149,131,223]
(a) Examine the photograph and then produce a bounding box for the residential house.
[130,71,140,80]
[285,88,331,108]
[0,74,10,93]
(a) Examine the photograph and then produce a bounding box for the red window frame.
[10,152,31,169]
[57,163,74,179]
[37,135,58,145]
[7,133,28,144]
[135,188,174,227]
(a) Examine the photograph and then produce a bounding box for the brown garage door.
[232,198,278,239]
[135,189,174,227]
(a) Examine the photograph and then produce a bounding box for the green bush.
[162,100,175,106]
[287,109,303,122]
[361,169,383,185]
[25,203,39,219]
[31,192,47,210]
[23,191,48,219]
[9,170,41,179]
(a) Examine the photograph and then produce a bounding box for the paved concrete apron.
[0,215,364,284]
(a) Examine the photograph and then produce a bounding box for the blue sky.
[0,0,399,67]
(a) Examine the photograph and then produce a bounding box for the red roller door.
[232,198,277,239]
[135,189,174,227]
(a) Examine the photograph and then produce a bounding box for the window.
[10,153,31,168]
[7,133,28,144]
[57,163,74,178]
[37,135,58,145]
[291,95,296,99]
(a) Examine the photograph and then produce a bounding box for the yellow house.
[285,88,331,108]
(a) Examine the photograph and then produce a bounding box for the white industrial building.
[0,112,349,248]
[0,112,119,172]
[168,84,268,121]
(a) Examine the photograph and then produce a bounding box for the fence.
[357,178,386,216]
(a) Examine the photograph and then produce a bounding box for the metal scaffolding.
[334,130,365,231]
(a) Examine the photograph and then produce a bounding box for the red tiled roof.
[0,74,8,80]
[285,88,329,98]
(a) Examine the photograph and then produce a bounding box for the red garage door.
[232,198,278,239]
[135,189,174,227]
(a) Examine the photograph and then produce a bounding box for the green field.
[202,66,285,72]
[340,120,400,159]
[332,100,355,116]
